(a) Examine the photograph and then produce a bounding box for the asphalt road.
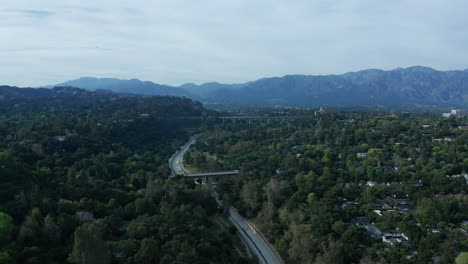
[169,135,284,264]
[228,208,284,264]
[169,135,198,176]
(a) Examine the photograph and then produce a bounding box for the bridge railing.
[186,170,239,177]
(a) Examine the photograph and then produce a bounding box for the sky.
[1,0,468,87]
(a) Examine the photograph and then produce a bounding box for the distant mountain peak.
[395,66,435,72]
[179,83,199,89]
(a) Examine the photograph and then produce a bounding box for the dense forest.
[0,87,253,264]
[185,110,468,264]
[1,86,467,264]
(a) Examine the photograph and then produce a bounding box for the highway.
[228,208,284,264]
[169,135,284,264]
[169,135,198,176]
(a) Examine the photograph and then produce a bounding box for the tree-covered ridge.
[52,77,192,97]
[0,91,250,264]
[0,86,207,115]
[185,111,468,264]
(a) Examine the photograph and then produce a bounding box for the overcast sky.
[1,0,467,87]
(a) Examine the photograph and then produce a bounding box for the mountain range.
[45,66,468,107]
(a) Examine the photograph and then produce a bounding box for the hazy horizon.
[1,0,468,87]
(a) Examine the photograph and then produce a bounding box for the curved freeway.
[227,208,284,264]
[169,135,284,264]
[169,135,198,176]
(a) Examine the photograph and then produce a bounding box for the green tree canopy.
[0,212,13,246]
[68,222,110,264]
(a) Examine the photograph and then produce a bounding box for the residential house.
[366,181,379,187]
[382,233,411,248]
[362,224,384,239]
[411,180,423,188]
[391,194,411,209]
[342,201,359,208]
[371,210,383,217]
[373,199,392,209]
[446,173,468,185]
[382,210,401,217]
[351,217,370,226]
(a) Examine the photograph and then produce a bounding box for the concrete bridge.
[186,170,239,184]
[169,135,238,184]
[218,115,312,124]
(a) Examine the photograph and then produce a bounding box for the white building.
[314,107,326,116]
[443,109,462,118]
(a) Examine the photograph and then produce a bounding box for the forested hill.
[0,86,112,110]
[50,77,192,97]
[0,85,94,99]
[0,87,249,263]
[0,85,209,117]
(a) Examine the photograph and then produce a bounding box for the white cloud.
[0,0,467,87]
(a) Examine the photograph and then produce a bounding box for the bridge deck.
[186,170,239,177]
[219,116,310,120]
